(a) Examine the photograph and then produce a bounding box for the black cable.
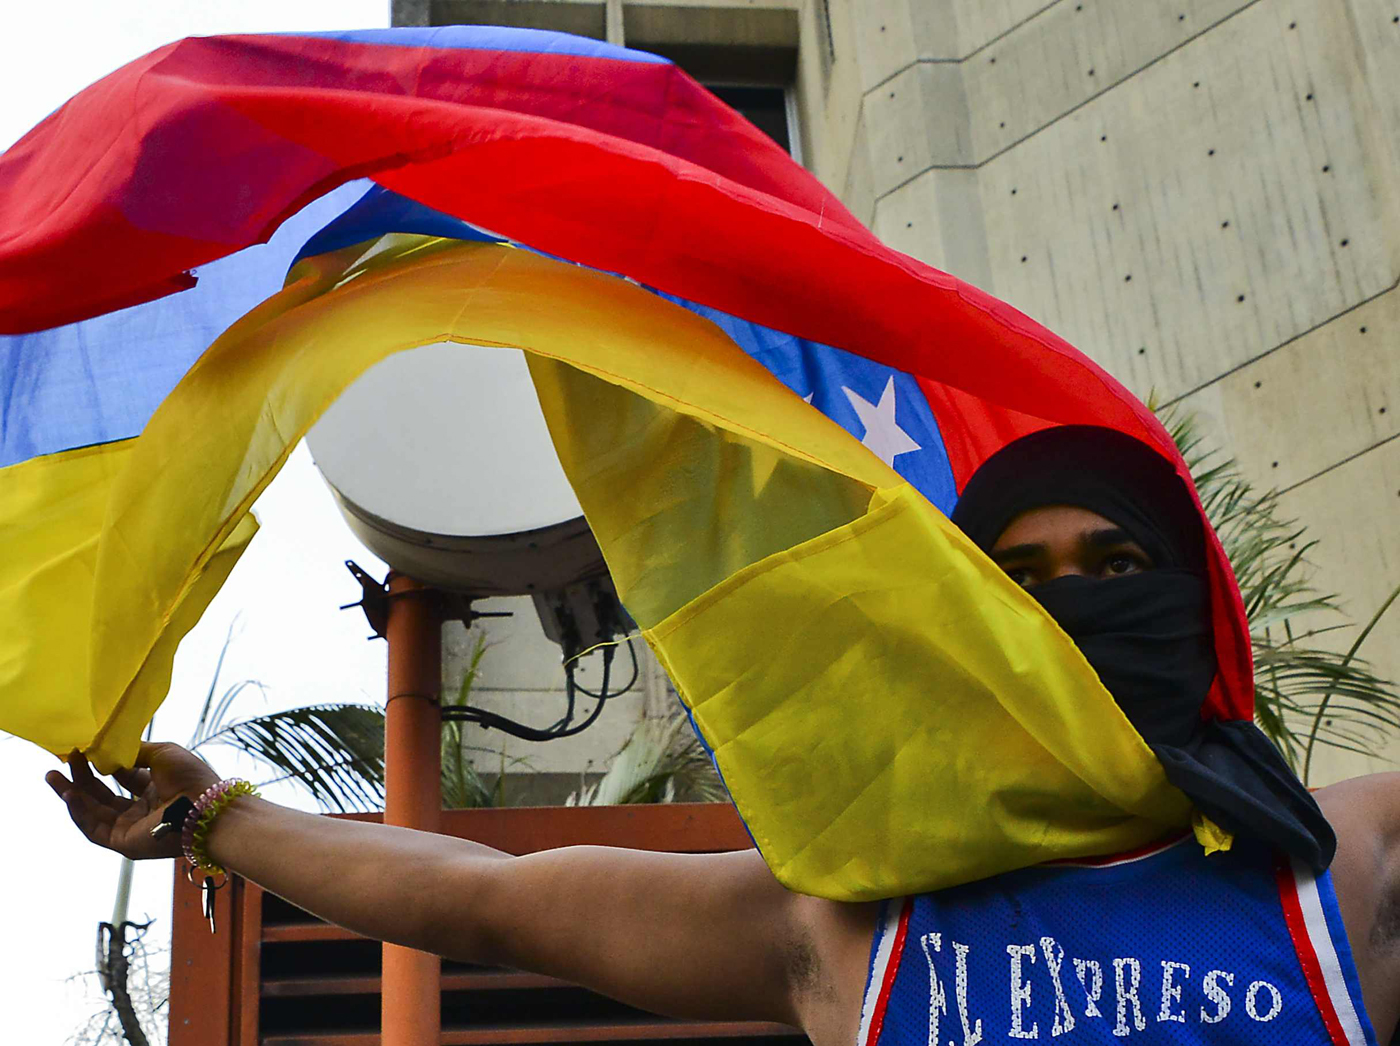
[573,638,638,699]
[440,644,615,741]
[545,660,580,734]
[439,695,608,741]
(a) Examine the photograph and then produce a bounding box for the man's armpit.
[1371,887,1400,950]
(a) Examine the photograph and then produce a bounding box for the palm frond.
[191,680,269,748]
[188,617,239,746]
[186,616,269,748]
[567,715,728,807]
[1161,407,1400,780]
[441,631,500,809]
[196,704,387,813]
[1299,582,1400,782]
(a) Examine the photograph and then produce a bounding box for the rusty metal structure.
[166,566,794,1045]
[382,575,447,1045]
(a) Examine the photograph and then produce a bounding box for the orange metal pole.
[383,573,443,1046]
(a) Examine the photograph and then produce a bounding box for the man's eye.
[1103,554,1143,576]
[1005,567,1035,588]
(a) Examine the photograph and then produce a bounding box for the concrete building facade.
[398,0,1400,790]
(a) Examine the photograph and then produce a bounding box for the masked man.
[49,426,1400,1044]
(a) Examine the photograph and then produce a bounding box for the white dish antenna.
[307,343,608,600]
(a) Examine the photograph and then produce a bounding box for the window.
[396,1,804,160]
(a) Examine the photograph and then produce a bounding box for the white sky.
[1,3,392,1041]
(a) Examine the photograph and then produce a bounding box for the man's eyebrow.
[1084,527,1140,548]
[990,542,1043,564]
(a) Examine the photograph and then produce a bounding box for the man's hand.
[45,742,221,861]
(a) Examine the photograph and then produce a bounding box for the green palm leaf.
[567,714,728,807]
[196,703,387,813]
[1162,407,1400,781]
[440,633,502,810]
[193,629,505,812]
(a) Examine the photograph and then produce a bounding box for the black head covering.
[951,425,1335,871]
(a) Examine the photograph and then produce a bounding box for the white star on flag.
[842,376,922,466]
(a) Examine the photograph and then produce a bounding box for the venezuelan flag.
[0,27,1250,899]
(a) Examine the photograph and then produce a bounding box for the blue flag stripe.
[0,183,368,469]
[3,183,959,524]
[289,26,669,65]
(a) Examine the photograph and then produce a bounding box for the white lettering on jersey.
[1073,958,1104,1018]
[950,941,983,1046]
[1156,962,1189,1023]
[896,926,1307,1042]
[1200,970,1234,1024]
[1007,944,1039,1039]
[920,933,948,1046]
[1112,958,1146,1036]
[1038,937,1076,1036]
[1245,980,1283,1022]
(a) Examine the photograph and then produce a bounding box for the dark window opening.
[403,3,801,160]
[707,85,791,154]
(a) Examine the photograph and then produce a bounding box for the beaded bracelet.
[180,778,260,875]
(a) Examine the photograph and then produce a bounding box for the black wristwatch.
[149,796,196,840]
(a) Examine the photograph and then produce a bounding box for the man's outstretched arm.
[47,742,868,1032]
[207,796,815,1022]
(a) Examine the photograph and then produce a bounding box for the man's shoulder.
[1313,773,1396,932]
[1314,772,1400,1042]
[1316,772,1400,852]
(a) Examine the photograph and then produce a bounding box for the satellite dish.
[307,343,608,599]
[312,342,637,743]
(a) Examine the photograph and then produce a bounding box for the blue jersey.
[858,835,1376,1045]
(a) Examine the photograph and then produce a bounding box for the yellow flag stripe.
[82,237,908,770]
[0,440,256,755]
[4,235,1193,898]
[531,361,1191,897]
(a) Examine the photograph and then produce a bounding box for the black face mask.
[951,426,1336,871]
[1029,570,1214,749]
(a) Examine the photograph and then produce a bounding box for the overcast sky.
[1,4,392,1041]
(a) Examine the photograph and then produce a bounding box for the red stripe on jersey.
[1045,831,1190,868]
[1275,859,1351,1045]
[866,898,912,1046]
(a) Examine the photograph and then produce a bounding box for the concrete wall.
[406,0,1400,786]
